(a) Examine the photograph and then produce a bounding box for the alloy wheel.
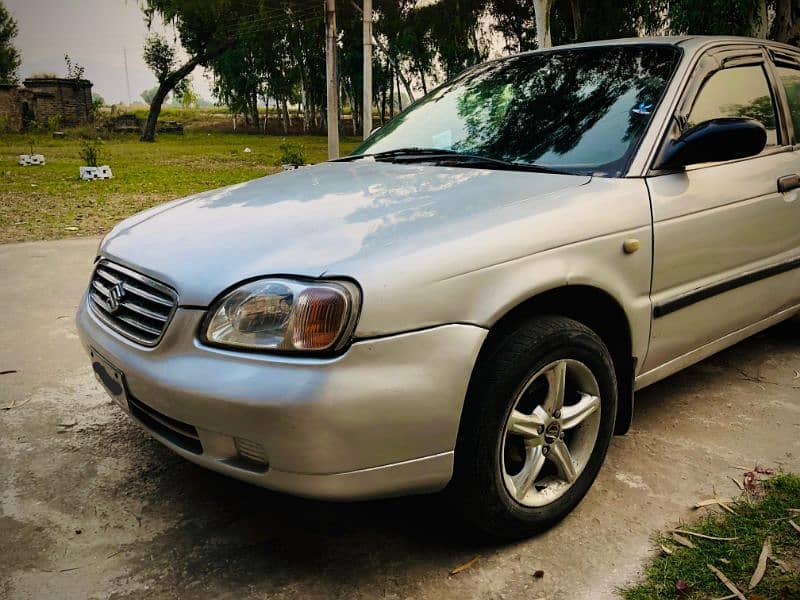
[500,358,602,507]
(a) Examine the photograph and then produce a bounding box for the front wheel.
[450,316,617,539]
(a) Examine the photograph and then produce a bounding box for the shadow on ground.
[3,317,799,600]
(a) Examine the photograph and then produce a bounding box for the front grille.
[88,259,178,346]
[127,394,202,454]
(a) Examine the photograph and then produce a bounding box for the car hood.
[101,160,590,306]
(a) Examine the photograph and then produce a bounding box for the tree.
[143,34,176,84]
[653,0,769,38]
[91,92,105,117]
[139,0,248,141]
[0,0,21,84]
[174,77,199,108]
[638,1,800,45]
[771,0,800,44]
[140,31,198,139]
[491,0,538,52]
[64,53,85,80]
[141,86,159,105]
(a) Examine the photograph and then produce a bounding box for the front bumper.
[76,295,486,500]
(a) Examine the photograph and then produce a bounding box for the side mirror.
[655,117,767,170]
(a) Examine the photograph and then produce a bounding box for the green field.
[0,131,360,244]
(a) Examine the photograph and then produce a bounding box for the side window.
[687,65,778,147]
[777,66,800,139]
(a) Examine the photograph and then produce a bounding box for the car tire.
[449,315,617,539]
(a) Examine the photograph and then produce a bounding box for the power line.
[221,5,323,38]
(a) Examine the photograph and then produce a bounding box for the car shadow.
[107,317,800,595]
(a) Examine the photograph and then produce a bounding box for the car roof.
[549,35,800,56]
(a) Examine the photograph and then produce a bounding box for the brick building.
[0,78,93,132]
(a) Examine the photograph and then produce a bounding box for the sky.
[5,0,214,104]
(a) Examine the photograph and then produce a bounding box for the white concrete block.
[19,154,45,166]
[79,166,113,180]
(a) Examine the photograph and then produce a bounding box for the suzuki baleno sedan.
[77,36,800,538]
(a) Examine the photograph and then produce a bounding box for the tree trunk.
[396,72,403,111]
[250,89,259,131]
[419,68,427,95]
[141,53,208,142]
[265,97,271,132]
[283,98,290,132]
[773,0,800,44]
[752,0,769,39]
[350,85,360,135]
[141,83,172,142]
[372,41,414,102]
[569,0,582,41]
[533,0,553,49]
[389,67,395,118]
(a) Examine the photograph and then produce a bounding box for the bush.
[46,113,62,132]
[79,140,101,167]
[278,139,306,166]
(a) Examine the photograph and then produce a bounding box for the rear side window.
[687,66,778,147]
[777,66,800,139]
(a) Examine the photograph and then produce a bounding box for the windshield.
[353,45,680,176]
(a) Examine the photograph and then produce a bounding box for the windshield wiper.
[373,147,460,159]
[336,147,573,175]
[374,149,572,175]
[334,147,454,162]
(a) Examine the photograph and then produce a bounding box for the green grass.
[0,131,360,243]
[622,474,800,599]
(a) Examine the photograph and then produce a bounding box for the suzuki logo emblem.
[106,282,126,313]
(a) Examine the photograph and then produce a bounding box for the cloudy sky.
[6,0,214,104]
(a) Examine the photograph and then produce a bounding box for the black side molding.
[654,256,800,318]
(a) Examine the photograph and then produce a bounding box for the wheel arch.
[471,284,637,435]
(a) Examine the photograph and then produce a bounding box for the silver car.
[77,36,800,538]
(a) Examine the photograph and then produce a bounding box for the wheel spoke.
[560,393,600,430]
[507,407,546,440]
[543,360,567,414]
[548,439,577,483]
[510,446,546,500]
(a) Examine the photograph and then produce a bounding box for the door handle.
[778,174,800,193]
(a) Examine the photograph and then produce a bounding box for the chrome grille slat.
[116,314,161,336]
[92,279,110,296]
[121,282,174,307]
[119,299,169,322]
[95,268,120,285]
[89,299,157,346]
[88,260,178,347]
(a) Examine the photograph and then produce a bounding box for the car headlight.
[202,278,361,353]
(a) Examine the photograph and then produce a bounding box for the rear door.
[642,45,800,374]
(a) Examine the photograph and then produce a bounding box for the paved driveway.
[1,238,799,600]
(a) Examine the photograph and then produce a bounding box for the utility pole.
[325,0,339,159]
[123,47,132,105]
[362,0,372,139]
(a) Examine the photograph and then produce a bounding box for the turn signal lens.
[204,278,359,353]
[292,287,348,350]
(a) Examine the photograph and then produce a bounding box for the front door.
[643,47,800,374]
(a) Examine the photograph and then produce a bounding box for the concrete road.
[1,238,799,600]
